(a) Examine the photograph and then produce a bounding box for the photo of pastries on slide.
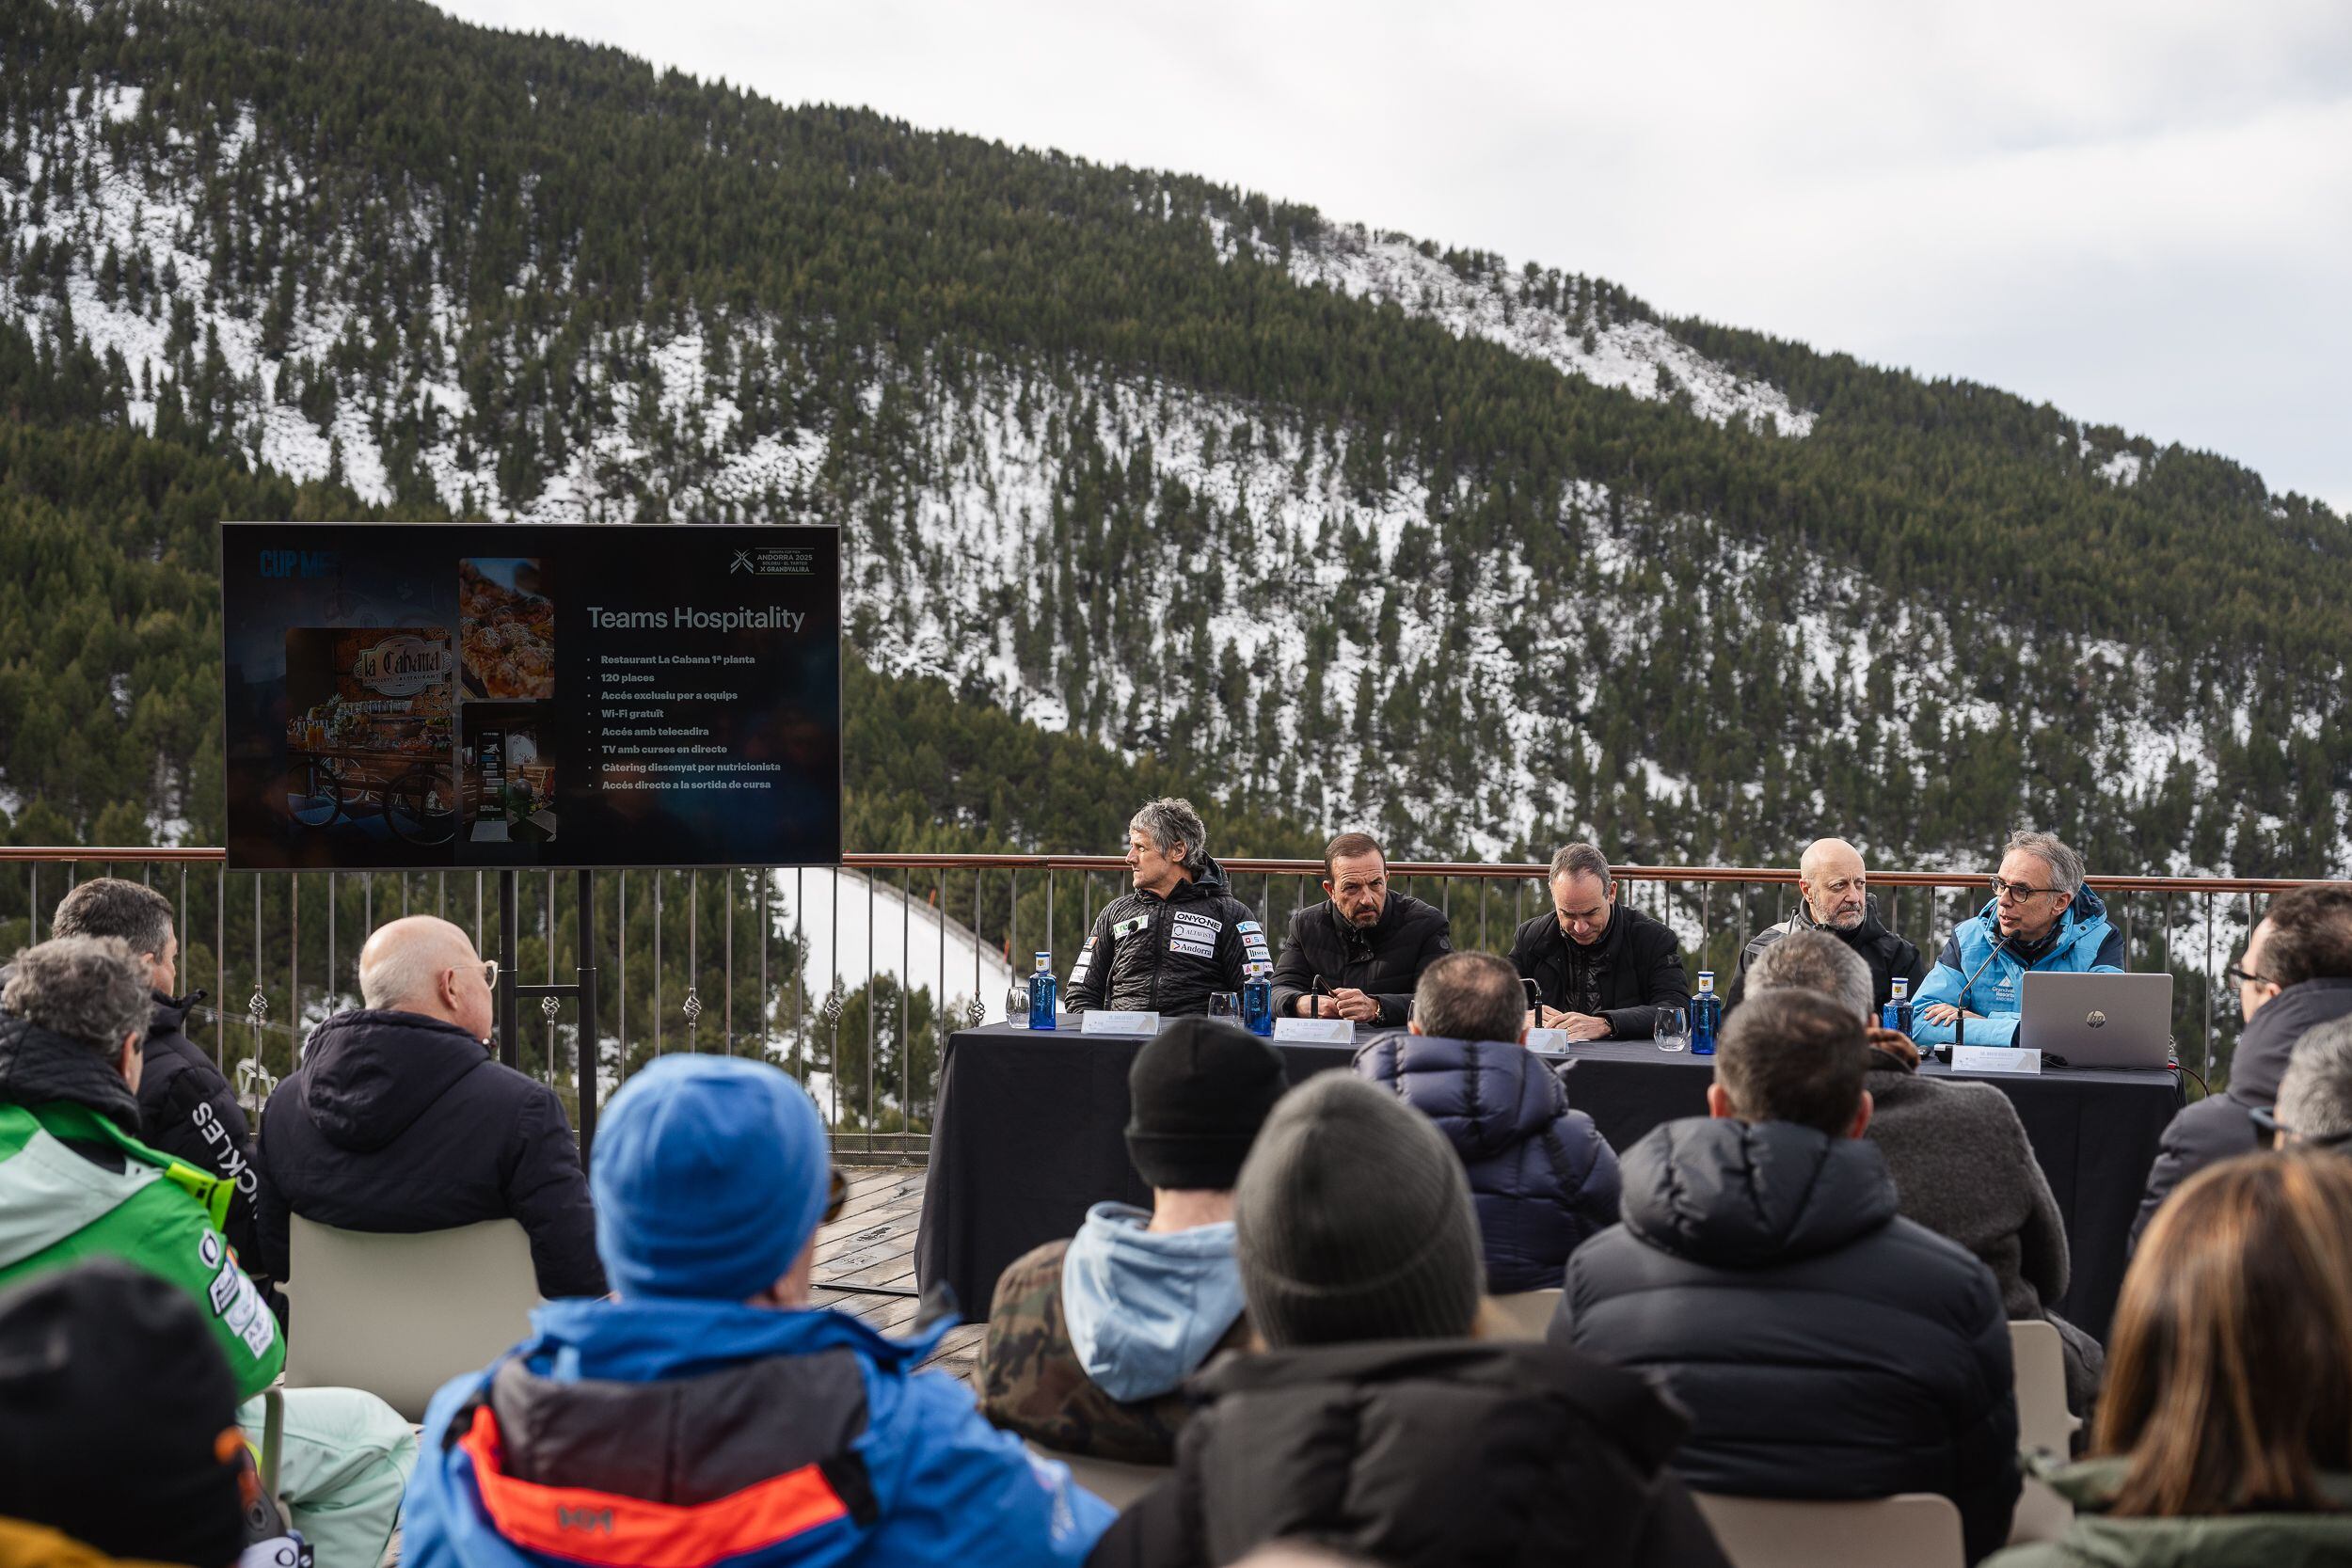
[458,557,553,701]
[460,705,560,852]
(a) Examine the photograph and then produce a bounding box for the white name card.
[1081,1010,1161,1037]
[1273,1017,1356,1044]
[1950,1044,2042,1075]
[1526,1027,1571,1053]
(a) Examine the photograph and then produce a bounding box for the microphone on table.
[1310,975,1328,1021]
[1947,925,2012,1063]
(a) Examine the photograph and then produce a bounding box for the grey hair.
[1,936,152,1058]
[2005,830,2085,898]
[1747,929,1875,1025]
[49,877,175,960]
[1130,798,1208,872]
[2278,1019,2352,1143]
[1549,842,1613,889]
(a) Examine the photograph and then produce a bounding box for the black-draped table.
[914,1023,2183,1340]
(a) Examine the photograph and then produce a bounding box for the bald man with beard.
[251,916,605,1298]
[1724,839,1928,1017]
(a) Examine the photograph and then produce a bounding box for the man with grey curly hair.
[2273,1019,2352,1148]
[1911,829,2124,1049]
[1065,798,1266,1017]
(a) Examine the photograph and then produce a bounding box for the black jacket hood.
[298,1007,490,1153]
[2228,978,2352,1106]
[1620,1117,1898,1269]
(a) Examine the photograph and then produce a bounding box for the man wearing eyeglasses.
[251,915,606,1299]
[1724,838,1926,1015]
[2135,884,2352,1241]
[1909,831,2124,1050]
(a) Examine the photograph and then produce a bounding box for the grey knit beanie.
[1233,1070,1483,1347]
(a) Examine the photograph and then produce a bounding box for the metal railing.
[3,847,2334,1163]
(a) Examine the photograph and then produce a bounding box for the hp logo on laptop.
[2085,1011,2106,1028]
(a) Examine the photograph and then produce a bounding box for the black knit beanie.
[1124,1017,1290,1190]
[0,1259,246,1567]
[1233,1071,1483,1348]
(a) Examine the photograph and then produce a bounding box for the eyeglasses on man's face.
[468,958,499,990]
[2226,962,2276,991]
[1989,878,2057,904]
[2250,1104,2352,1151]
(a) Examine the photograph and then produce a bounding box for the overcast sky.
[439,0,2352,515]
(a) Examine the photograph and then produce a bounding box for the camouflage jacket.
[977,1238,1248,1465]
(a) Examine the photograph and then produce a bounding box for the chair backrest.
[1692,1492,1965,1568]
[2009,1317,2081,1458]
[1025,1440,1170,1509]
[1486,1288,1562,1342]
[284,1215,542,1421]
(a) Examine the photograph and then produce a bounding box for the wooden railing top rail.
[2,846,2340,895]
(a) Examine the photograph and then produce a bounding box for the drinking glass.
[1654,1005,1691,1053]
[1005,978,1031,1029]
[1208,992,1242,1026]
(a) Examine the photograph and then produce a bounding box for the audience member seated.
[1747,929,2102,1412]
[2268,1018,2352,1152]
[1509,843,1690,1041]
[1555,989,2020,1562]
[251,914,605,1298]
[1354,951,1620,1291]
[2137,884,2352,1238]
[978,1018,1285,1463]
[0,938,415,1567]
[0,1259,250,1568]
[1268,832,1452,1025]
[406,1053,1112,1568]
[1986,1152,2352,1567]
[1912,830,2122,1049]
[47,878,266,1283]
[1089,1073,1730,1568]
[1065,798,1263,1018]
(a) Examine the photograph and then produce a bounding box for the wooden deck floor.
[810,1164,986,1384]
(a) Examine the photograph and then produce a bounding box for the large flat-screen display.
[221,523,839,869]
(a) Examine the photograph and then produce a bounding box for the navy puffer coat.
[1354,1033,1620,1292]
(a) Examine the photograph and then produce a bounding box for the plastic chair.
[283,1215,542,1421]
[1025,1440,1170,1509]
[1691,1492,1965,1568]
[2009,1318,2081,1458]
[1485,1288,1562,1341]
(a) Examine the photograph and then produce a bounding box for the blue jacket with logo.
[404,1296,1113,1568]
[1910,888,2125,1047]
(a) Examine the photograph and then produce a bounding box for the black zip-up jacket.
[1508,903,1690,1039]
[1268,892,1451,1025]
[1724,895,1927,1014]
[2135,977,2352,1243]
[1088,1337,1730,1568]
[252,1007,605,1298]
[1063,857,1263,1017]
[135,991,267,1275]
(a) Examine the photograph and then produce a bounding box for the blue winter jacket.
[1910,887,2125,1047]
[1354,1033,1621,1292]
[404,1295,1113,1568]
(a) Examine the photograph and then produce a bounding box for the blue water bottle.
[1027,952,1057,1031]
[1241,963,1275,1037]
[1882,975,1914,1037]
[1691,971,1721,1055]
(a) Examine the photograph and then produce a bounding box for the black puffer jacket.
[135,991,266,1274]
[2135,977,2352,1243]
[1268,892,1452,1025]
[1088,1338,1730,1568]
[1724,896,1927,1014]
[1508,903,1690,1039]
[1355,1033,1620,1291]
[1064,857,1263,1018]
[1559,1117,2019,1564]
[252,1008,604,1298]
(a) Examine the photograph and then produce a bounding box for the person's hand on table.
[1918,1003,1983,1026]
[1302,994,1341,1019]
[1560,1011,1610,1042]
[1330,988,1381,1023]
[1867,1026,1921,1069]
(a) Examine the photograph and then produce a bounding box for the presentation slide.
[221,523,840,869]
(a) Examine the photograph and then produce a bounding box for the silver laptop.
[2019,973,2173,1069]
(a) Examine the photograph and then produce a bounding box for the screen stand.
[498,868,602,1169]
